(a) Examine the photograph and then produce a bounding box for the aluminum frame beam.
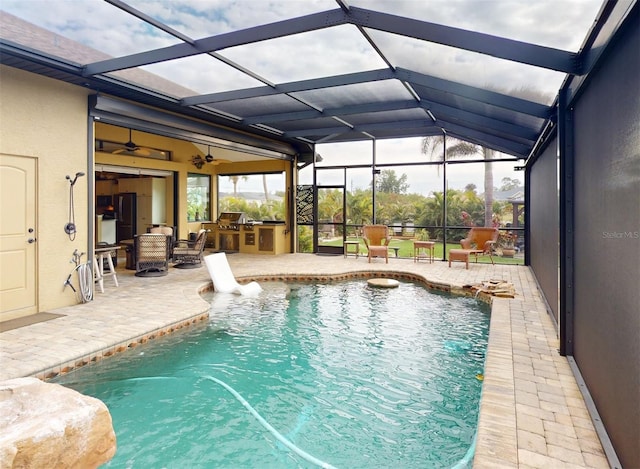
[347,7,579,74]
[283,118,438,138]
[283,115,529,157]
[244,98,540,142]
[182,67,550,119]
[84,7,578,76]
[181,69,395,106]
[83,9,349,76]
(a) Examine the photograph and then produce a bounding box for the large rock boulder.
[0,377,116,468]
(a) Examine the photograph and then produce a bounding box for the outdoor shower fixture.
[64,171,85,239]
[66,171,85,186]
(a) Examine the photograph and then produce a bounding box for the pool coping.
[0,254,609,468]
[10,271,471,380]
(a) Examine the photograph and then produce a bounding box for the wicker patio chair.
[459,227,499,265]
[149,226,175,260]
[134,233,170,277]
[173,229,207,269]
[362,224,390,263]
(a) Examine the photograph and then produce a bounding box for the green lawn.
[328,237,525,265]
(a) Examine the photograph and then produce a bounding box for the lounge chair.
[204,252,262,295]
[362,224,390,263]
[459,227,499,265]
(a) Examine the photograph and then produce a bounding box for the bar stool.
[94,246,120,293]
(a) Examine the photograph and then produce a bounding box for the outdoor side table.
[414,241,435,263]
[344,240,360,258]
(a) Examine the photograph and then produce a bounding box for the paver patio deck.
[0,252,609,468]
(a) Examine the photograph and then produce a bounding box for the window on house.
[187,173,210,221]
[218,172,286,221]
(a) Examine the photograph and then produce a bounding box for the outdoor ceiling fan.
[112,128,152,156]
[191,145,231,169]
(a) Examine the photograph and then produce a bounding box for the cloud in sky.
[1,0,601,175]
[1,0,602,94]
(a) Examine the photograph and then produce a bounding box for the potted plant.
[499,231,516,258]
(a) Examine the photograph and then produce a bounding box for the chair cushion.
[174,248,200,256]
[368,246,388,256]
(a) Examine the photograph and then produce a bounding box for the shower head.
[66,171,86,186]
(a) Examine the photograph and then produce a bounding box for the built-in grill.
[217,212,247,231]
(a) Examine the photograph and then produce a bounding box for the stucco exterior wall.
[1,67,294,316]
[0,65,91,311]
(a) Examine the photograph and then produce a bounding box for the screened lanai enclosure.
[298,137,527,261]
[1,0,638,467]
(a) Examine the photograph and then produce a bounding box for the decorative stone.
[0,377,116,469]
[367,278,400,288]
[462,279,516,298]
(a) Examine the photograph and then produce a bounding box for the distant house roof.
[494,187,525,202]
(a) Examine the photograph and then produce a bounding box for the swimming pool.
[53,279,489,468]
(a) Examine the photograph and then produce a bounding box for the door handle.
[28,238,37,244]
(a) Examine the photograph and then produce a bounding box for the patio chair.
[149,226,175,260]
[134,233,170,277]
[173,229,207,269]
[362,224,390,263]
[459,227,499,265]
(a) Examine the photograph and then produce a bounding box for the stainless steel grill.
[217,212,246,231]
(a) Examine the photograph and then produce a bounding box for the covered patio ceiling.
[0,0,611,160]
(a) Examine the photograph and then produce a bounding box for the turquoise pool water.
[53,280,489,468]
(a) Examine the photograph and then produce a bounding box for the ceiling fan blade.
[112,146,143,155]
[203,145,232,165]
[110,129,156,156]
[133,147,152,156]
[210,158,232,165]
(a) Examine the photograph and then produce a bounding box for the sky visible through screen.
[1,0,597,195]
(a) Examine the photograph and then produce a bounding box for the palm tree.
[482,148,494,227]
[426,191,445,227]
[262,174,270,201]
[228,175,248,196]
[347,190,373,228]
[422,136,477,168]
[318,189,343,222]
[421,135,494,227]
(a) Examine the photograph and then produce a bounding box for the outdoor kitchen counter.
[214,223,289,255]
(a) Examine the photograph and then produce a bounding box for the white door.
[0,154,37,321]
